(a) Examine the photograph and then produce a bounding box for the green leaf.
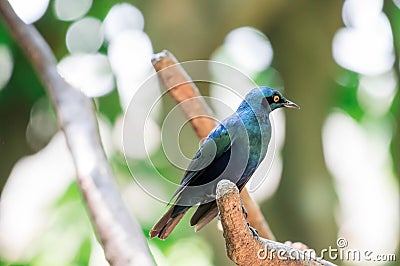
[74,237,92,266]
[55,181,81,206]
[334,69,364,121]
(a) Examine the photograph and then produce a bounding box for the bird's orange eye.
[273,95,280,103]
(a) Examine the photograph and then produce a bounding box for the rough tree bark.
[152,50,335,265]
[0,2,155,266]
[217,179,335,266]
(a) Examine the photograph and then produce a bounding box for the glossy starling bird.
[150,87,299,239]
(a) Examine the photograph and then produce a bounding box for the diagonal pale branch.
[216,179,336,266]
[0,2,155,266]
[151,51,216,138]
[152,50,275,240]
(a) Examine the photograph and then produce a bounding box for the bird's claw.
[247,222,259,238]
[240,200,248,219]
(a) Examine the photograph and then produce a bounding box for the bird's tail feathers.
[150,205,186,240]
[194,208,218,232]
[190,201,218,232]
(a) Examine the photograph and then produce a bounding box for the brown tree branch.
[152,50,275,240]
[216,179,336,266]
[240,188,276,241]
[151,51,216,138]
[0,2,155,265]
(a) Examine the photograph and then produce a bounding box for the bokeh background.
[0,0,399,265]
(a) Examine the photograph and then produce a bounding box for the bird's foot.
[240,199,248,219]
[247,222,259,238]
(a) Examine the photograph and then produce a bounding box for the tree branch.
[0,2,155,266]
[240,187,275,241]
[151,51,216,138]
[216,180,336,266]
[152,50,275,240]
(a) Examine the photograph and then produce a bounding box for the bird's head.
[258,86,300,111]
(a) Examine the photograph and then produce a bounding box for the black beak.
[283,99,300,109]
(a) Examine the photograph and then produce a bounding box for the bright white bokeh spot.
[66,17,104,54]
[108,30,154,109]
[0,45,13,90]
[108,30,153,78]
[113,115,160,159]
[58,53,114,97]
[224,27,273,76]
[334,0,394,76]
[342,0,383,28]
[9,0,50,24]
[357,71,397,116]
[103,3,145,42]
[54,0,92,21]
[114,70,159,111]
[332,26,394,76]
[323,112,399,260]
[0,133,74,261]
